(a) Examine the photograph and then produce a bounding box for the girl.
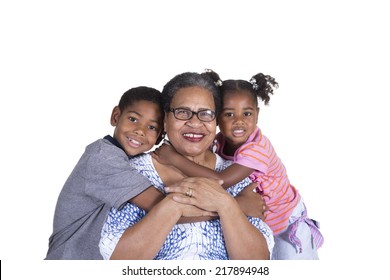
[153,70,324,259]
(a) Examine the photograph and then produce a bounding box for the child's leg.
[272,219,319,260]
[271,200,322,260]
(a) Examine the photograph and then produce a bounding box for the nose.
[233,115,244,124]
[134,125,146,136]
[186,114,203,127]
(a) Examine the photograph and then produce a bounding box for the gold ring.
[185,188,193,198]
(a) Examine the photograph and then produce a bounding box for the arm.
[165,177,270,260]
[235,182,267,219]
[130,185,217,223]
[153,144,265,219]
[111,194,216,259]
[110,196,180,259]
[153,144,254,189]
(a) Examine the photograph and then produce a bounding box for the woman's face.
[165,86,217,158]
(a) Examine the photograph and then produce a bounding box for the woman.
[99,72,274,260]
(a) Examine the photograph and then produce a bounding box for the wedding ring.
[185,188,193,198]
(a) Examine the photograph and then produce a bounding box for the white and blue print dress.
[99,153,274,260]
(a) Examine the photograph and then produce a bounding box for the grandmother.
[99,72,274,260]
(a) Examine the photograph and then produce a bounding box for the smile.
[232,129,246,137]
[127,137,142,147]
[183,133,204,142]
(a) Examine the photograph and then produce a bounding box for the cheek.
[206,120,217,131]
[166,123,182,142]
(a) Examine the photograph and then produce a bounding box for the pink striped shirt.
[216,127,301,235]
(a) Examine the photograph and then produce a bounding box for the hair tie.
[204,68,222,87]
[214,80,222,87]
[249,77,259,90]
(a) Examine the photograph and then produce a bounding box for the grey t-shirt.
[45,136,152,259]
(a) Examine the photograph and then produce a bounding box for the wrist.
[159,195,183,219]
[215,193,237,215]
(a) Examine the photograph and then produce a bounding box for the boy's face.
[218,90,259,148]
[111,100,163,156]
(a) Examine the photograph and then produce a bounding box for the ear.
[110,106,121,126]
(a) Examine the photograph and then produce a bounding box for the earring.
[211,139,218,153]
[156,131,166,145]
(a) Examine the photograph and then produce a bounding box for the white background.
[1,0,389,279]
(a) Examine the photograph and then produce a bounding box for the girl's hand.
[235,183,267,220]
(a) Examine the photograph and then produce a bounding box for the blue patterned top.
[99,153,274,260]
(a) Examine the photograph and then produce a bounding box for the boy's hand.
[235,183,267,220]
[152,143,179,165]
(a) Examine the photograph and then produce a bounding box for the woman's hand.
[166,194,218,218]
[235,183,267,220]
[165,177,232,213]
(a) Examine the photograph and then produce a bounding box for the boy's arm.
[153,144,254,189]
[129,186,165,212]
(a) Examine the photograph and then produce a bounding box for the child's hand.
[152,143,179,165]
[235,183,267,220]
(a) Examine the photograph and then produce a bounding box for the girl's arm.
[153,143,254,189]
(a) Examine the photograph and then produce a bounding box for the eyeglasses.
[169,108,216,122]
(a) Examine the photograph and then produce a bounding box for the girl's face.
[218,90,259,149]
[165,86,217,158]
[111,100,163,156]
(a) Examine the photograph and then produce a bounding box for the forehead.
[171,86,215,109]
[224,90,256,105]
[124,100,162,115]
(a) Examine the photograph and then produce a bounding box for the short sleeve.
[84,140,152,209]
[234,142,269,174]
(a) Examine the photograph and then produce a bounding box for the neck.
[186,150,215,169]
[223,141,241,156]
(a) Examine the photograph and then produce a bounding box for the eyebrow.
[127,110,160,124]
[175,106,213,111]
[222,107,255,110]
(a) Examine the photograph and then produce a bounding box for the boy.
[45,86,165,259]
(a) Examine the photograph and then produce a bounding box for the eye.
[224,112,234,117]
[129,117,137,122]
[244,112,252,117]
[148,125,157,131]
[176,108,191,118]
[198,110,215,120]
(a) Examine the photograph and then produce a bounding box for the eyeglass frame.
[169,107,217,122]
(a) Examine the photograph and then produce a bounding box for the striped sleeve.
[234,133,271,174]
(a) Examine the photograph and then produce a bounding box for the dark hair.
[118,86,163,113]
[161,72,222,116]
[203,70,278,107]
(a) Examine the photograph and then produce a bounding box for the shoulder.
[82,139,134,174]
[85,138,126,158]
[129,152,152,166]
[128,153,155,174]
[237,128,271,155]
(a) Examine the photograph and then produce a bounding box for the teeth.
[128,137,141,145]
[234,129,244,133]
[183,133,203,138]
